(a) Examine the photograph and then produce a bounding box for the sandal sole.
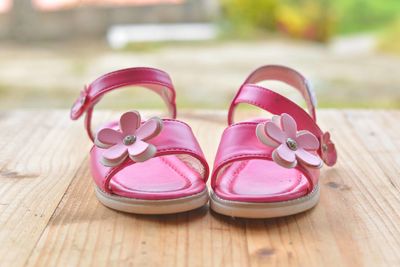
[210,184,320,218]
[95,186,209,214]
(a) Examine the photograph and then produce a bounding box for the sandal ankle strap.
[70,67,177,141]
[228,65,317,125]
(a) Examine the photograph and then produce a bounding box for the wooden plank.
[0,110,399,267]
[0,111,93,267]
[312,110,400,266]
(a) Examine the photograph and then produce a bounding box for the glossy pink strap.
[101,120,210,193]
[211,122,319,190]
[232,84,323,137]
[70,67,177,141]
[228,65,317,125]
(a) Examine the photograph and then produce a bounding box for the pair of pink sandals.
[71,65,337,218]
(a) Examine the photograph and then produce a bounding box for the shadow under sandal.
[210,65,338,218]
[70,67,209,214]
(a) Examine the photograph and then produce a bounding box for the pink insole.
[108,155,206,200]
[214,159,310,202]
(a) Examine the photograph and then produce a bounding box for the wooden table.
[1,110,399,267]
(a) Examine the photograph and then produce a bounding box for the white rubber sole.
[210,184,320,218]
[95,187,209,214]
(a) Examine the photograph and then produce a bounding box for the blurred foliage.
[334,0,400,33]
[219,0,278,37]
[220,0,400,41]
[378,18,400,55]
[219,0,334,41]
[276,0,334,42]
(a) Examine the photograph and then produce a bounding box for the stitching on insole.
[160,156,192,187]
[227,160,249,193]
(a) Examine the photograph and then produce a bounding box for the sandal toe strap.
[211,122,320,191]
[93,119,209,194]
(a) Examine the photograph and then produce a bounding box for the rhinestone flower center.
[286,138,298,151]
[123,135,137,145]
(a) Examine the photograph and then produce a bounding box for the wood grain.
[0,109,399,267]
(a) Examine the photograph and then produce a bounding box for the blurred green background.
[221,0,400,43]
[0,0,399,111]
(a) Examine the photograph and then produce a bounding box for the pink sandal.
[210,65,338,218]
[71,67,209,214]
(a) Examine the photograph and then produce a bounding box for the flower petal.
[271,115,281,126]
[322,132,331,144]
[119,111,141,135]
[129,144,157,162]
[323,143,337,166]
[265,121,285,144]
[96,128,122,148]
[100,153,128,167]
[102,144,128,161]
[272,150,297,168]
[280,113,297,139]
[256,122,280,147]
[127,140,150,157]
[296,131,320,151]
[276,144,296,163]
[296,148,322,168]
[136,117,163,141]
